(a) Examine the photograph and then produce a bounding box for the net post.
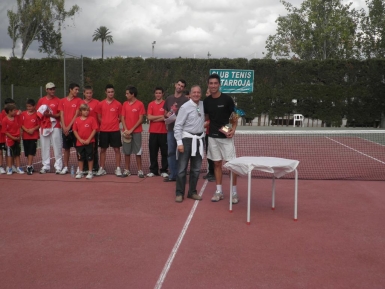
[294,169,298,221]
[63,52,66,98]
[272,176,275,210]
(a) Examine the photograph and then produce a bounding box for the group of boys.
[0,82,164,180]
[0,73,239,204]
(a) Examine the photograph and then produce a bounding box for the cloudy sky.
[0,0,367,60]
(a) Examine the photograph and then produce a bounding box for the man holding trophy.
[203,73,243,204]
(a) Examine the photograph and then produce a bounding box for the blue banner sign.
[209,69,254,93]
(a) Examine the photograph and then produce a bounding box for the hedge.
[1,58,384,126]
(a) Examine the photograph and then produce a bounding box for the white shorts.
[207,137,236,162]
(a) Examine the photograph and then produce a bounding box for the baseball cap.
[46,82,56,89]
[122,132,132,143]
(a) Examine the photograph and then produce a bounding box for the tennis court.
[1,128,385,288]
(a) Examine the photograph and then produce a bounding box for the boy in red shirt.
[121,86,146,178]
[146,87,168,178]
[82,85,100,174]
[0,106,6,174]
[73,104,98,179]
[1,104,24,175]
[59,83,82,175]
[36,82,62,174]
[21,99,40,175]
[95,84,123,176]
[1,98,22,173]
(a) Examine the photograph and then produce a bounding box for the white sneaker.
[232,193,239,204]
[60,166,69,175]
[96,167,106,176]
[115,167,122,176]
[86,171,93,179]
[16,167,25,174]
[211,190,224,202]
[0,167,6,174]
[7,167,13,175]
[40,167,49,174]
[12,165,17,173]
[75,172,83,179]
[161,172,169,178]
[147,172,155,177]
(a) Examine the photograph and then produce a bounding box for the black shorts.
[76,144,94,162]
[6,142,21,157]
[0,143,5,151]
[99,131,122,148]
[93,132,99,147]
[23,139,38,157]
[62,130,76,149]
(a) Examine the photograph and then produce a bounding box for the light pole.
[207,51,211,59]
[152,41,156,58]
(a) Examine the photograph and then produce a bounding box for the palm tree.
[92,26,114,60]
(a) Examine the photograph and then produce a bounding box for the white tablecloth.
[224,156,299,178]
[223,156,300,224]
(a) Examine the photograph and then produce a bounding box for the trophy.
[219,107,246,135]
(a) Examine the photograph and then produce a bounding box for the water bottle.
[71,166,75,178]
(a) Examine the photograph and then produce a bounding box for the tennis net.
[30,129,385,180]
[231,130,385,180]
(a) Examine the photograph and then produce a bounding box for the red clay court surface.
[1,173,384,289]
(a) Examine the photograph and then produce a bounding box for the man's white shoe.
[96,167,107,176]
[161,172,169,178]
[115,167,122,176]
[16,167,25,174]
[75,172,83,179]
[211,190,224,202]
[0,167,6,174]
[86,171,93,179]
[40,167,49,174]
[60,167,69,175]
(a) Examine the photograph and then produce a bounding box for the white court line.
[154,180,208,289]
[326,137,385,165]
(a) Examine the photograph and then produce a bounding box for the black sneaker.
[203,173,215,181]
[27,166,33,175]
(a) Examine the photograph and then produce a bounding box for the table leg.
[294,169,298,221]
[272,176,276,210]
[229,171,233,213]
[247,170,251,225]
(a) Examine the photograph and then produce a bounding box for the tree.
[7,0,79,59]
[265,0,363,60]
[92,26,114,60]
[358,0,385,59]
[7,10,19,58]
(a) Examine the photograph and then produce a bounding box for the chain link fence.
[0,85,65,110]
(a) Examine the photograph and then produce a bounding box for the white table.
[223,157,299,224]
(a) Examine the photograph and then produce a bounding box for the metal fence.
[0,85,65,110]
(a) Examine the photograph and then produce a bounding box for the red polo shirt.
[122,100,146,133]
[73,116,99,146]
[21,111,40,140]
[147,100,167,134]
[37,96,61,128]
[59,96,83,127]
[95,99,122,132]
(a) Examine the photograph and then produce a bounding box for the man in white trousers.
[36,82,63,173]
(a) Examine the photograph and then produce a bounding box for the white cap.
[46,82,56,89]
